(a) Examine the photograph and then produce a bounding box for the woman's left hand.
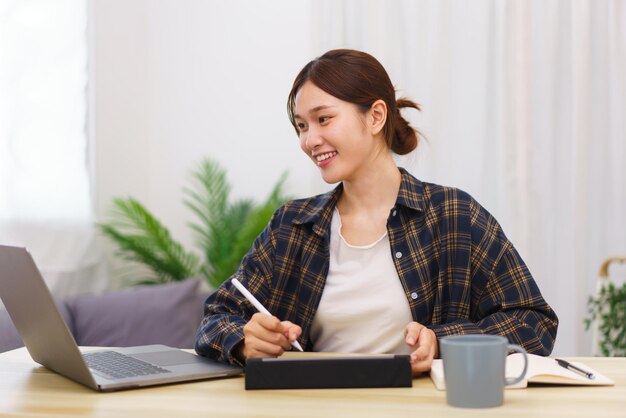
[404,321,439,376]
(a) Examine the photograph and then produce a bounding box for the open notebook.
[430,353,614,390]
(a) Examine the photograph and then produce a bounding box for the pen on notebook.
[555,358,595,380]
[231,278,304,352]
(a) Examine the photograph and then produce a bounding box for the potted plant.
[584,257,626,357]
[98,158,289,288]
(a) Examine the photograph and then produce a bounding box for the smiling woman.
[195,49,559,376]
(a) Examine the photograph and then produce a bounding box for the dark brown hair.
[287,49,421,155]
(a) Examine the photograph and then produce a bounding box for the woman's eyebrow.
[294,105,337,119]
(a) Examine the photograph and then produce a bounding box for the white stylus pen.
[231,278,304,352]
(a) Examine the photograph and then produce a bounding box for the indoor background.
[1,0,625,358]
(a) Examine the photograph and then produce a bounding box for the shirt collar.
[395,167,425,213]
[292,184,342,237]
[292,167,425,236]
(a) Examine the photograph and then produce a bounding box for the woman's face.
[293,81,383,184]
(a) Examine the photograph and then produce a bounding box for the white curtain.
[0,0,106,298]
[311,0,626,356]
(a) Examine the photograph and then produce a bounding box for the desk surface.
[1,347,625,418]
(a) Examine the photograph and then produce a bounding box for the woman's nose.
[304,127,323,150]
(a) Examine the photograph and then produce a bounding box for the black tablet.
[245,354,412,390]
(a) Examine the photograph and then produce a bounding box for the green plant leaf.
[97,198,200,284]
[183,159,231,280]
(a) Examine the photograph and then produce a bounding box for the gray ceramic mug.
[440,334,528,408]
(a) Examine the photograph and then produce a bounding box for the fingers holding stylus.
[280,320,303,346]
[241,313,302,359]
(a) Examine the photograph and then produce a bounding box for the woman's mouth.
[315,151,337,167]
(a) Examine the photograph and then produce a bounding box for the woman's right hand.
[238,313,302,360]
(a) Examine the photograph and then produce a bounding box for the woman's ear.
[369,99,387,136]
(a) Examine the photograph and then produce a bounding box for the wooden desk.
[0,347,624,418]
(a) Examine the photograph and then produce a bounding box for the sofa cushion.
[0,302,74,353]
[66,279,202,349]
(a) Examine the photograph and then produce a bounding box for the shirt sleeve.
[194,210,279,367]
[429,197,559,356]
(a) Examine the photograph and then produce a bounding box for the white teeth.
[315,151,337,162]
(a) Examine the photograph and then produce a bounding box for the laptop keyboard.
[83,350,171,379]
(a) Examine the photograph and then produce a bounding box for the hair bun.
[392,98,421,155]
[396,98,422,112]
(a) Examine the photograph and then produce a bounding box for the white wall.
[93,0,327,283]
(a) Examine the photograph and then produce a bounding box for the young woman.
[195,49,558,375]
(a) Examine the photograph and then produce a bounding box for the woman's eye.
[297,122,306,131]
[319,116,330,124]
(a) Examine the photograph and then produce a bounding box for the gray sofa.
[0,279,210,353]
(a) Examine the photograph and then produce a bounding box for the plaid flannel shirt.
[195,168,558,366]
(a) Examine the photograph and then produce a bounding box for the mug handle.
[505,344,528,386]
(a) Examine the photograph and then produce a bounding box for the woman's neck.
[338,155,402,216]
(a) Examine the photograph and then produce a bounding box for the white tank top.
[310,209,413,354]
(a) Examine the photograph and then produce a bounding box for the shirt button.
[395,251,403,259]
[392,209,397,217]
[411,292,418,300]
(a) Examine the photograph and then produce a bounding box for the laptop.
[0,245,242,391]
